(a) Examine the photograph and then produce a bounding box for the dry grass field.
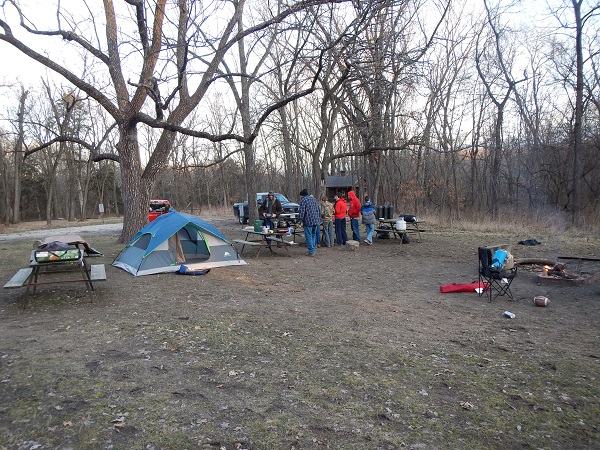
[1,212,599,449]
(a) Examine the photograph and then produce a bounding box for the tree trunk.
[0,141,11,225]
[111,162,119,216]
[490,107,504,219]
[117,124,150,242]
[237,9,258,225]
[80,157,92,221]
[279,105,296,197]
[12,89,28,224]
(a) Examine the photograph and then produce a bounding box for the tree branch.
[23,123,120,163]
[0,17,120,118]
[173,147,244,169]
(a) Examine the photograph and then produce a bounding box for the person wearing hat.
[258,191,282,230]
[298,189,321,256]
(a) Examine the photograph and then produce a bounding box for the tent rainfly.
[113,211,246,276]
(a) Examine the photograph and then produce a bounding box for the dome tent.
[113,211,246,276]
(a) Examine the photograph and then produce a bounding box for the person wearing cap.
[258,191,282,230]
[298,189,321,256]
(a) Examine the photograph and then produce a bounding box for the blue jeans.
[350,218,360,241]
[322,221,334,247]
[304,224,319,255]
[365,223,374,243]
[334,218,348,244]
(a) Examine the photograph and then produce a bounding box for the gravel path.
[0,223,124,243]
[0,216,235,243]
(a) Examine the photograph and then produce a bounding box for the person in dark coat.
[259,191,282,229]
[298,189,322,256]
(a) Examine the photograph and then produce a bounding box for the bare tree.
[334,0,449,205]
[475,0,523,218]
[547,0,600,224]
[567,0,600,225]
[1,0,352,241]
[10,87,28,224]
[0,132,11,224]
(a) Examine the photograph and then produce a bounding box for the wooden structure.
[325,174,359,200]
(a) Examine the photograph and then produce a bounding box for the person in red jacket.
[347,190,361,241]
[333,194,348,245]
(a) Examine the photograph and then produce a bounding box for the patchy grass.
[1,218,599,449]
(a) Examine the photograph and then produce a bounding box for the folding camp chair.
[478,244,517,302]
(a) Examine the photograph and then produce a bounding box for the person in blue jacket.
[361,195,376,245]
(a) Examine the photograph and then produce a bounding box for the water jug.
[395,218,406,231]
[491,249,507,268]
[254,219,263,232]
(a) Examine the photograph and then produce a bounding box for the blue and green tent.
[113,211,246,276]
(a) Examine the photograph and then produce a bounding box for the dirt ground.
[1,215,599,450]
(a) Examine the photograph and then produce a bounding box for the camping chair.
[478,244,517,302]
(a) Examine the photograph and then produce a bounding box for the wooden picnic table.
[4,246,106,293]
[375,218,426,242]
[233,228,297,257]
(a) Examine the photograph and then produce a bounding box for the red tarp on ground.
[439,282,488,293]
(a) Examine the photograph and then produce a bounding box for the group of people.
[259,189,377,257]
[296,189,376,257]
